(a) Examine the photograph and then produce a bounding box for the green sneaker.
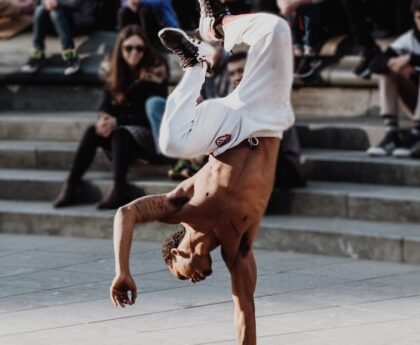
[21,49,45,73]
[62,50,80,76]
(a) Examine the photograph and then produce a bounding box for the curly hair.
[161,226,186,266]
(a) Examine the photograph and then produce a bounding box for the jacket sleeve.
[369,48,399,74]
[99,91,115,114]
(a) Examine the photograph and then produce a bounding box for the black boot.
[53,181,81,208]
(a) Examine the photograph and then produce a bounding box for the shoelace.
[173,39,202,68]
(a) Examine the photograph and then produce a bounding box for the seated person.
[54,25,170,209]
[118,0,179,29]
[21,0,91,75]
[368,0,420,158]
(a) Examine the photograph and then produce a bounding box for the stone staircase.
[1,32,420,265]
[0,111,419,266]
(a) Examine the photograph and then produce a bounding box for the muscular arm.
[223,247,257,345]
[114,191,190,276]
[110,185,192,307]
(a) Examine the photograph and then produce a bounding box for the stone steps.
[303,150,420,187]
[0,112,411,150]
[0,139,419,186]
[0,199,418,264]
[0,169,419,224]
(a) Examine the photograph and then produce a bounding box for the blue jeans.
[290,4,320,51]
[33,5,74,51]
[145,96,167,153]
[121,0,179,27]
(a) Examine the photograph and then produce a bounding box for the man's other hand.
[110,274,137,308]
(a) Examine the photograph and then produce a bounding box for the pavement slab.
[1,234,420,345]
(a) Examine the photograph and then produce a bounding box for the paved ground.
[1,234,420,345]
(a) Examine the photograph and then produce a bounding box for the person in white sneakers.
[110,1,295,344]
[367,0,420,158]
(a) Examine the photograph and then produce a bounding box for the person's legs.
[342,0,375,48]
[21,4,49,73]
[161,0,180,27]
[49,7,80,75]
[379,74,400,128]
[32,4,49,51]
[145,96,167,153]
[68,126,110,185]
[49,7,75,49]
[160,13,294,158]
[342,0,380,78]
[295,4,321,78]
[54,125,110,207]
[159,65,208,157]
[98,127,145,209]
[368,73,418,157]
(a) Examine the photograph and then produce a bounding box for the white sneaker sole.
[366,147,388,157]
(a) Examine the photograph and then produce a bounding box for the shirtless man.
[110,1,294,343]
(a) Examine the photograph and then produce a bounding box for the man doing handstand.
[110,1,294,344]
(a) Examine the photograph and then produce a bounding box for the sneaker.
[180,160,202,179]
[294,55,322,79]
[168,160,189,180]
[393,130,420,159]
[158,28,215,69]
[354,45,381,80]
[366,129,401,157]
[63,51,81,76]
[21,50,45,73]
[198,0,230,42]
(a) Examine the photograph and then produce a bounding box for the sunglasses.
[123,45,145,53]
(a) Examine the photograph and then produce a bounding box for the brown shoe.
[53,182,80,208]
[97,183,145,210]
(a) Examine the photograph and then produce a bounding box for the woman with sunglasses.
[54,25,169,209]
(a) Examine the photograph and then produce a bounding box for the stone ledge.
[0,200,419,265]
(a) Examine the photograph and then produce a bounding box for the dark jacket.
[99,80,168,128]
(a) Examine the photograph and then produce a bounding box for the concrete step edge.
[0,201,418,265]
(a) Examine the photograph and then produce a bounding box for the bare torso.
[164,137,281,256]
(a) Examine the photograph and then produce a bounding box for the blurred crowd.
[1,0,420,209]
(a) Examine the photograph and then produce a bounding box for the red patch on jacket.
[215,134,232,148]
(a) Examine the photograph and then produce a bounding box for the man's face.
[168,250,213,284]
[227,58,246,88]
[415,11,420,31]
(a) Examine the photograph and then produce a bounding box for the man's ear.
[170,248,179,257]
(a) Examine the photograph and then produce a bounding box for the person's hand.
[388,54,411,74]
[43,0,58,11]
[95,113,117,138]
[400,64,415,78]
[110,274,137,308]
[127,0,139,12]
